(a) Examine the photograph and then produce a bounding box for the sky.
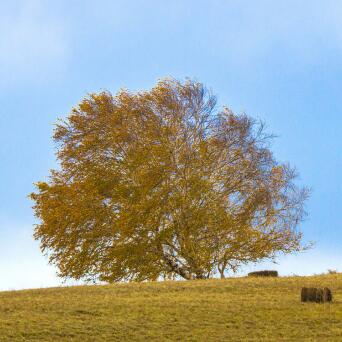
[0,0,341,290]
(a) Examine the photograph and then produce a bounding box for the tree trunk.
[163,254,192,280]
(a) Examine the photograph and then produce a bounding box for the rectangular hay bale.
[248,270,278,277]
[301,287,332,303]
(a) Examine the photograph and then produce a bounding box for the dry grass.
[0,274,342,341]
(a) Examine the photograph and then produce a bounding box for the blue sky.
[0,0,341,290]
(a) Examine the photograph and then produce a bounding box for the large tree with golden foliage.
[31,78,309,282]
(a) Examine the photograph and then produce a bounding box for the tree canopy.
[31,78,309,282]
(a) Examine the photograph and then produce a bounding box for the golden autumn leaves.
[30,78,309,282]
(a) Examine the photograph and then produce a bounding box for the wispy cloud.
[0,0,68,86]
[205,0,342,69]
[240,250,341,277]
[0,215,82,291]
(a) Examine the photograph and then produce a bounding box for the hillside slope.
[0,274,341,341]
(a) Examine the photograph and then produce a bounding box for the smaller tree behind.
[31,78,309,282]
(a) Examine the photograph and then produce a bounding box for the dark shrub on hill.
[248,270,278,277]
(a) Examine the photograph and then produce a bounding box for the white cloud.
[238,250,341,277]
[0,216,82,291]
[1,215,340,289]
[208,0,342,69]
[0,0,68,86]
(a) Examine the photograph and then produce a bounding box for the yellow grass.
[0,274,342,341]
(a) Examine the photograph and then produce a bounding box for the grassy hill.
[1,274,342,341]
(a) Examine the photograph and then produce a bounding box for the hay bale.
[316,288,324,302]
[323,287,333,302]
[248,270,278,277]
[301,287,308,302]
[301,287,332,303]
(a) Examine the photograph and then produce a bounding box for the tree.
[30,78,309,282]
